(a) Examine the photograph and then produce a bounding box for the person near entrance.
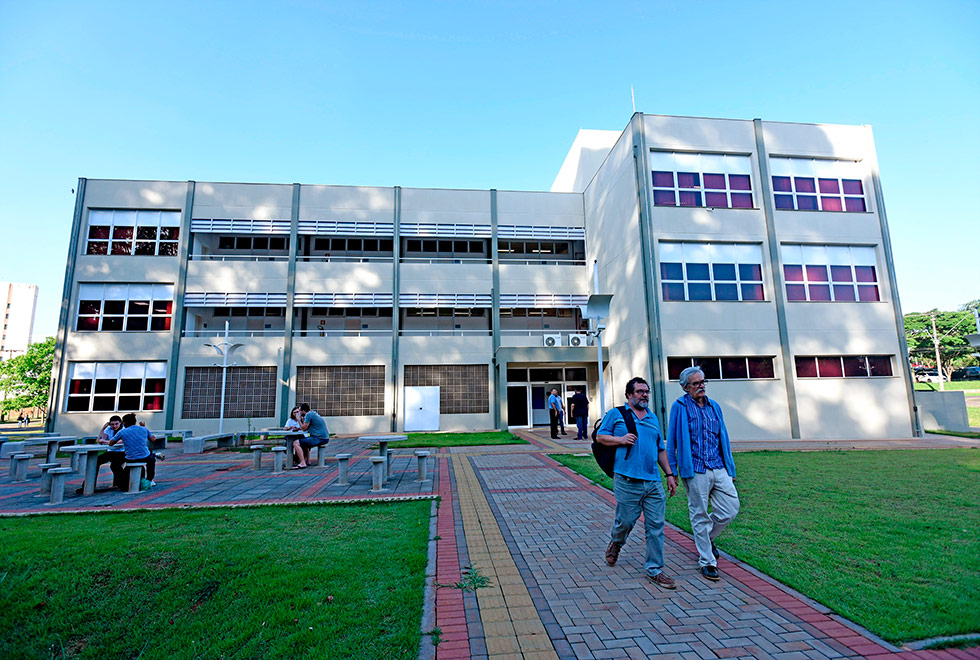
[548,388,564,439]
[667,366,740,582]
[569,386,589,440]
[596,376,678,589]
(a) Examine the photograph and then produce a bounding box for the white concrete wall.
[914,391,969,432]
[582,123,653,411]
[299,185,394,223]
[192,182,293,220]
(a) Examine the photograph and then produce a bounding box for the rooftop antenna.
[631,85,636,113]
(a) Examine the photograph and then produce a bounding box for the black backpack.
[590,406,636,478]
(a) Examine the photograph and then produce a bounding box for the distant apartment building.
[0,282,38,358]
[48,113,918,440]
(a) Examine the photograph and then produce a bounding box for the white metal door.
[404,386,440,431]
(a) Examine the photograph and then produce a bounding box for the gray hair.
[678,366,704,390]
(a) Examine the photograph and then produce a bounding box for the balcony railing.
[499,329,586,336]
[498,258,587,266]
[399,257,491,265]
[189,254,289,262]
[297,256,393,263]
[293,329,393,337]
[399,329,492,337]
[182,329,285,337]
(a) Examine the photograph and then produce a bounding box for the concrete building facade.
[48,113,918,440]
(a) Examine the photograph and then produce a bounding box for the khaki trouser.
[682,468,740,567]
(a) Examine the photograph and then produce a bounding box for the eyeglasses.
[686,380,708,388]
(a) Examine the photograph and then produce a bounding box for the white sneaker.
[150,480,157,487]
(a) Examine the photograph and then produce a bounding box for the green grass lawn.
[970,406,980,427]
[914,380,980,391]
[0,501,432,660]
[387,430,528,448]
[550,449,980,643]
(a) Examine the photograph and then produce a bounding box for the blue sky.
[1,0,977,338]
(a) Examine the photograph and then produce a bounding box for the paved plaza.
[1,429,978,659]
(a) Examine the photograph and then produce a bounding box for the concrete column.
[390,186,402,432]
[47,178,86,433]
[752,119,801,439]
[279,184,301,422]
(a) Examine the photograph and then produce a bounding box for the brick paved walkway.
[2,429,977,659]
[432,429,980,660]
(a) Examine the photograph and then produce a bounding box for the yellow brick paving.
[451,454,559,660]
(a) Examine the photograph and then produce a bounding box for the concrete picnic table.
[357,435,407,482]
[66,444,111,496]
[256,429,307,468]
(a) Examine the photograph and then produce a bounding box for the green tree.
[904,308,978,380]
[0,336,56,414]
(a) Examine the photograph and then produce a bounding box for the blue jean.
[575,415,588,439]
[610,473,666,576]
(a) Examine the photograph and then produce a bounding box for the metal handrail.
[188,254,289,262]
[292,329,393,337]
[398,329,492,336]
[399,257,491,265]
[182,329,285,337]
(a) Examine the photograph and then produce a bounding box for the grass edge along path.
[0,500,433,660]
[550,449,980,644]
[388,430,528,448]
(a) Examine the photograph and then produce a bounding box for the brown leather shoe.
[646,572,676,590]
[605,541,622,566]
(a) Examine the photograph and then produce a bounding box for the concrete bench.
[122,463,147,494]
[37,462,60,496]
[46,467,73,505]
[145,429,193,451]
[271,446,287,473]
[183,432,238,454]
[9,453,34,481]
[415,450,431,482]
[0,441,25,459]
[370,456,387,492]
[335,453,352,486]
[250,445,266,470]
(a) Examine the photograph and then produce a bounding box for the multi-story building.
[0,282,39,358]
[48,113,918,440]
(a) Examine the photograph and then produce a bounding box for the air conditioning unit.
[568,333,589,347]
[543,334,562,347]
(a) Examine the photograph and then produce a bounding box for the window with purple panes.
[677,172,700,188]
[771,174,867,213]
[652,169,753,209]
[660,242,765,302]
[669,356,776,381]
[653,190,676,206]
[796,355,893,379]
[678,191,702,207]
[782,245,879,302]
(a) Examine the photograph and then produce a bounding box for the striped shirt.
[684,394,725,473]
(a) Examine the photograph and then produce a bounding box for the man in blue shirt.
[294,402,329,469]
[108,413,157,485]
[547,388,565,439]
[667,366,740,582]
[596,376,678,589]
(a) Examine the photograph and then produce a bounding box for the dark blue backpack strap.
[618,406,635,459]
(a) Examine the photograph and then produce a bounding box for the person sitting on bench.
[109,413,157,486]
[96,415,127,489]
